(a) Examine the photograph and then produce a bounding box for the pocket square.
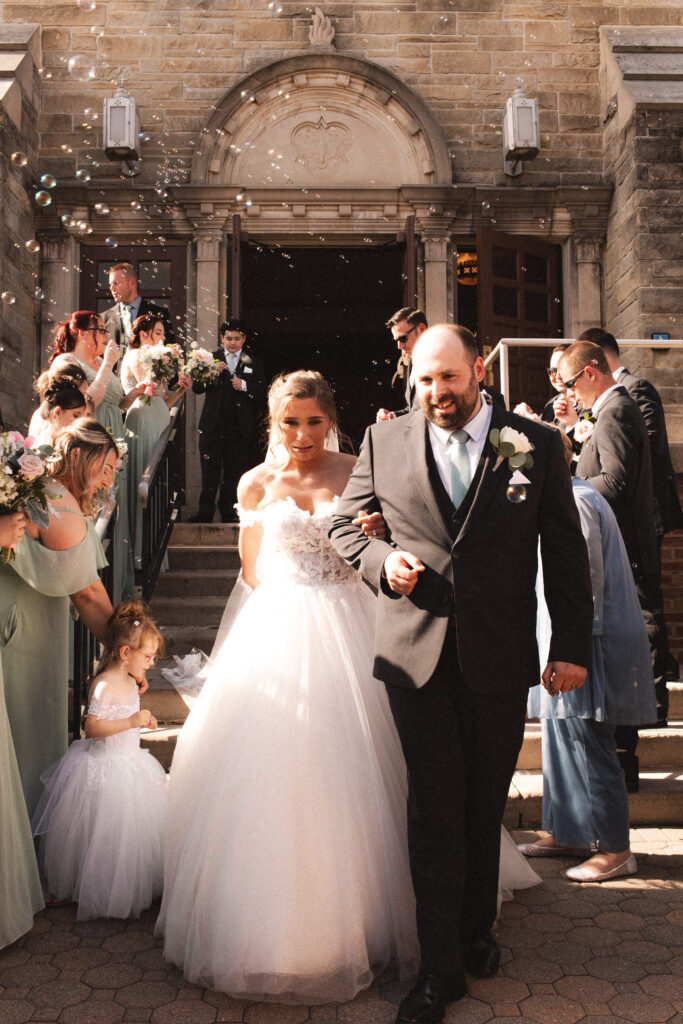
[509,470,530,485]
[243,366,253,374]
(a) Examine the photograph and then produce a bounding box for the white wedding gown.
[157,498,538,1003]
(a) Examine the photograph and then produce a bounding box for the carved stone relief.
[291,117,351,176]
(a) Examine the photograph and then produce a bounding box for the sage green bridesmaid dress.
[73,356,135,603]
[0,487,107,818]
[121,352,170,569]
[0,653,44,949]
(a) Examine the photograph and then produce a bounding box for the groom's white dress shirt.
[427,399,493,504]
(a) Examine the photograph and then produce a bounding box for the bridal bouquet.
[182,345,223,385]
[138,343,184,405]
[0,431,53,562]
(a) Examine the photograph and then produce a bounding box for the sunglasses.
[395,326,417,345]
[559,361,597,390]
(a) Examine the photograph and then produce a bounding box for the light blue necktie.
[448,429,471,509]
[227,352,237,373]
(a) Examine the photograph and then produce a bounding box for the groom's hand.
[541,661,587,696]
[384,551,425,595]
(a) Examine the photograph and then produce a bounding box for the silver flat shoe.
[566,853,637,882]
[517,843,590,858]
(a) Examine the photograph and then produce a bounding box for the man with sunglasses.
[376,307,428,422]
[556,340,659,791]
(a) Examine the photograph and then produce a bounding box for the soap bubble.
[105,236,118,248]
[35,288,45,300]
[1,292,16,305]
[38,67,52,80]
[76,0,97,9]
[94,202,110,215]
[25,240,40,253]
[506,484,527,504]
[76,220,89,231]
[61,144,73,153]
[10,151,27,167]
[68,54,96,82]
[131,200,142,210]
[61,214,75,227]
[34,190,52,207]
[75,169,91,182]
[235,189,252,208]
[40,173,57,188]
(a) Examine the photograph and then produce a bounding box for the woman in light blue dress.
[521,456,656,883]
[0,420,117,817]
[48,310,136,603]
[0,512,44,950]
[120,314,189,568]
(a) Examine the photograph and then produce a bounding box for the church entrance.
[239,242,404,449]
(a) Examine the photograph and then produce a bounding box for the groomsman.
[102,262,174,353]
[331,324,593,1021]
[577,328,682,723]
[376,307,428,421]
[556,341,660,788]
[188,319,266,524]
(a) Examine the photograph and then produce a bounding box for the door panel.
[477,229,562,412]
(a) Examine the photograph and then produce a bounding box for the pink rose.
[17,452,44,479]
[9,431,24,445]
[144,383,156,396]
[574,420,595,443]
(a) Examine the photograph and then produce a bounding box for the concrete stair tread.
[169,523,239,546]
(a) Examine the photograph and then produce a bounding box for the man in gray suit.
[330,324,593,1022]
[102,262,174,353]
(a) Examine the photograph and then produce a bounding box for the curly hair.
[47,417,119,518]
[97,599,164,674]
[267,369,352,454]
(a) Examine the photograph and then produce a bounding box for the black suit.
[103,298,175,350]
[576,385,663,751]
[193,348,266,522]
[615,369,683,536]
[330,405,592,987]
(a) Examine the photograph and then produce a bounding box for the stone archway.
[191,53,452,189]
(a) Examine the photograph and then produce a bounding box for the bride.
[157,370,538,1003]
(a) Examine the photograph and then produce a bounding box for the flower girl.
[32,601,168,920]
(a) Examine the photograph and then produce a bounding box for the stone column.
[572,234,603,338]
[39,234,80,363]
[187,227,225,511]
[422,235,450,325]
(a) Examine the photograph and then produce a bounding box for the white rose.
[500,426,534,453]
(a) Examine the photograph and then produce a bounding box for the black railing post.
[139,401,185,602]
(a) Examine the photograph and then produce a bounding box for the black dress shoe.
[463,936,500,977]
[187,514,211,523]
[396,974,466,1024]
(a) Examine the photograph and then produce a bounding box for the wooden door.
[477,230,562,412]
[80,245,187,343]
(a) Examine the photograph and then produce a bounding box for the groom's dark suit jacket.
[330,403,593,693]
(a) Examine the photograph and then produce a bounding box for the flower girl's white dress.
[157,499,538,1003]
[32,689,168,920]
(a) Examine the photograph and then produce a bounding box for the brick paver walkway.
[1,829,681,1024]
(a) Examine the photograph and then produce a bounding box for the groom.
[330,324,593,1022]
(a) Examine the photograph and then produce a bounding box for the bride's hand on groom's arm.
[541,661,587,696]
[352,510,387,539]
[383,551,425,595]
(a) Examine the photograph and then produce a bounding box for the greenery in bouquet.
[138,342,184,405]
[0,431,53,562]
[183,344,224,385]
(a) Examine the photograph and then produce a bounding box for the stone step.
[516,719,683,770]
[158,625,218,658]
[151,595,227,627]
[170,522,240,546]
[153,568,240,599]
[140,724,683,828]
[166,545,241,572]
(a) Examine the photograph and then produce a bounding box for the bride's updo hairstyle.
[48,417,119,518]
[97,599,164,674]
[129,313,164,350]
[268,370,350,450]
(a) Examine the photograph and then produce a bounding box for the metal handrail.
[70,504,116,739]
[138,401,185,602]
[484,338,682,408]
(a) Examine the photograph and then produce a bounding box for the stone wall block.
[635,137,683,163]
[620,6,683,25]
[503,4,566,18]
[432,52,491,74]
[558,92,601,116]
[524,21,569,45]
[649,164,683,188]
[2,2,105,24]
[570,5,620,27]
[100,36,162,58]
[639,287,683,315]
[233,20,293,41]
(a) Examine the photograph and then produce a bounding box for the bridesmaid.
[0,419,117,817]
[28,360,91,439]
[120,314,189,568]
[0,511,44,949]
[50,311,136,602]
[27,382,86,448]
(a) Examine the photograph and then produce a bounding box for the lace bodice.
[88,693,141,754]
[238,498,356,588]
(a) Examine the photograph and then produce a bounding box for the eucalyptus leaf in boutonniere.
[489,426,535,473]
[574,412,596,444]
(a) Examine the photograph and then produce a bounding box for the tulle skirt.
[158,576,420,1002]
[32,740,168,920]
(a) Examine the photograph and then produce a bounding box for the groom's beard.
[420,370,481,430]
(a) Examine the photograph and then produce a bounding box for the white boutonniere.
[489,426,535,473]
[240,354,252,366]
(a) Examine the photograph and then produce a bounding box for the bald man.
[330,324,593,1023]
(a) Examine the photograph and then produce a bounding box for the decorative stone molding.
[191,54,452,189]
[308,8,335,53]
[193,229,223,262]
